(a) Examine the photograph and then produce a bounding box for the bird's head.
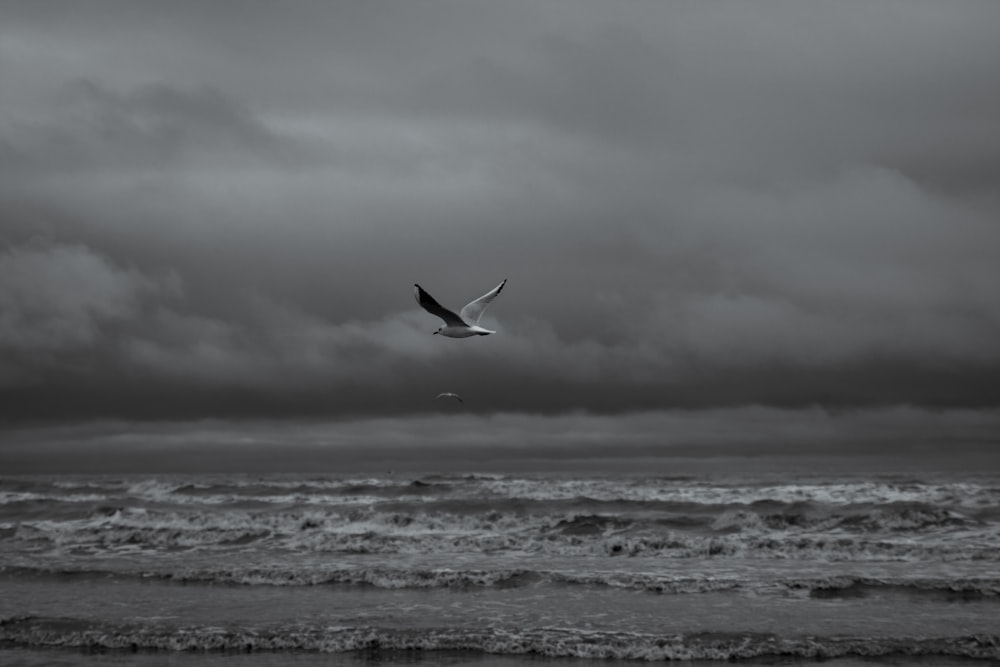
[433,327,442,335]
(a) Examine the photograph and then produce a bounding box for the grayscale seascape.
[3,2,1000,666]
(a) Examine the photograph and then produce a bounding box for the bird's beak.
[432,331,439,335]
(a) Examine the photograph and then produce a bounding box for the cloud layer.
[2,2,999,422]
[3,407,998,474]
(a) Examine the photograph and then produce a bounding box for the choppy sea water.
[1,471,999,665]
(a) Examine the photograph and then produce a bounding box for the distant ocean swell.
[6,476,1000,506]
[2,616,998,660]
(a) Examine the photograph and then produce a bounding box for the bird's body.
[414,279,507,337]
[437,324,494,338]
[435,392,464,404]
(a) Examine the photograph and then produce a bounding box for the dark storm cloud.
[1,1,999,423]
[0,241,179,387]
[2,407,998,474]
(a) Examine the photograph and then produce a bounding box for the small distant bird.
[414,279,507,338]
[434,392,464,405]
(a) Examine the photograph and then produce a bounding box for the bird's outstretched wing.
[459,279,507,325]
[435,392,464,404]
[414,284,467,326]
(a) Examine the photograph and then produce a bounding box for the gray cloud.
[1,79,313,176]
[1,2,999,423]
[2,406,997,474]
[0,241,178,386]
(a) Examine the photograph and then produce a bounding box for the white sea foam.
[2,616,998,660]
[0,491,109,504]
[10,504,997,561]
[5,474,999,563]
[475,478,998,508]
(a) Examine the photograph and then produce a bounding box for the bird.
[434,392,464,405]
[413,279,507,338]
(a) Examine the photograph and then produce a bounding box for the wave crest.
[2,616,998,660]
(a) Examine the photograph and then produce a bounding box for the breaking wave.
[1,616,998,660]
[6,500,998,561]
[3,474,999,572]
[4,563,999,599]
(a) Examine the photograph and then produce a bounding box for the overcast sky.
[1,2,998,470]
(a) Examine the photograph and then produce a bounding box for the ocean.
[1,470,998,665]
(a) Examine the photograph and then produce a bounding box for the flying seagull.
[434,392,464,405]
[414,279,507,337]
